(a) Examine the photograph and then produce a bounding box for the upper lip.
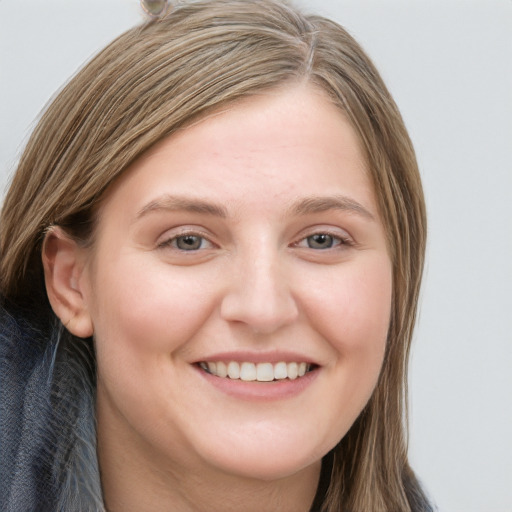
[194,350,319,365]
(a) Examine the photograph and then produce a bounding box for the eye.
[296,232,346,250]
[305,233,339,249]
[294,231,354,251]
[176,234,204,250]
[159,233,214,251]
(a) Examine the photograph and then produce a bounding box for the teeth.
[287,362,298,380]
[274,362,288,380]
[240,362,256,381]
[200,361,312,381]
[227,361,240,379]
[256,362,274,382]
[216,361,227,378]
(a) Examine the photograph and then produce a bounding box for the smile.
[198,361,313,382]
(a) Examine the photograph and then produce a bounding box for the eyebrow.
[136,195,228,219]
[136,194,374,221]
[288,195,375,220]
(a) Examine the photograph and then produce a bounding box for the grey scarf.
[0,306,104,511]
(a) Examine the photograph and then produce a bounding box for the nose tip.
[220,259,299,334]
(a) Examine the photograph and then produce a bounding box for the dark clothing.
[1,306,102,511]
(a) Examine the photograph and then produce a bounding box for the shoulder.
[0,303,57,509]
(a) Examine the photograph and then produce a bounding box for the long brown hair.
[0,1,428,510]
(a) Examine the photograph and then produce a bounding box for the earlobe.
[42,227,94,338]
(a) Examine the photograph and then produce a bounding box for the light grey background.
[1,1,511,511]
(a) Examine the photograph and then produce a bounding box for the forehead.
[98,84,377,222]
[151,84,366,166]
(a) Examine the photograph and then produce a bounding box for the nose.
[220,247,299,334]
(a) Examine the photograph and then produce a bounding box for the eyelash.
[293,231,353,250]
[158,229,353,252]
[158,231,214,252]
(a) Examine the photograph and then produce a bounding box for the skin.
[44,84,392,511]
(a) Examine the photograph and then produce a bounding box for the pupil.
[177,235,201,250]
[309,234,333,249]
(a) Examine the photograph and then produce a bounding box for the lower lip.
[195,365,319,401]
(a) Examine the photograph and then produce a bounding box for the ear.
[42,227,94,338]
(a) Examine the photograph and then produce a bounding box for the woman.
[0,1,431,510]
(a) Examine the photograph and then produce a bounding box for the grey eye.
[175,235,204,251]
[306,234,336,249]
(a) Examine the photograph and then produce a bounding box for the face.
[79,85,392,481]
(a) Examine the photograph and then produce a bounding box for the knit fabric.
[0,306,104,511]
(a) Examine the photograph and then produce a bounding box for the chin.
[196,433,328,482]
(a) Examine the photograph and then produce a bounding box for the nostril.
[220,294,299,333]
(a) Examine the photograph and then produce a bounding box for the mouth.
[197,361,315,382]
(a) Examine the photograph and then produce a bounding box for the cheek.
[297,257,392,443]
[88,256,218,363]
[300,256,392,364]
